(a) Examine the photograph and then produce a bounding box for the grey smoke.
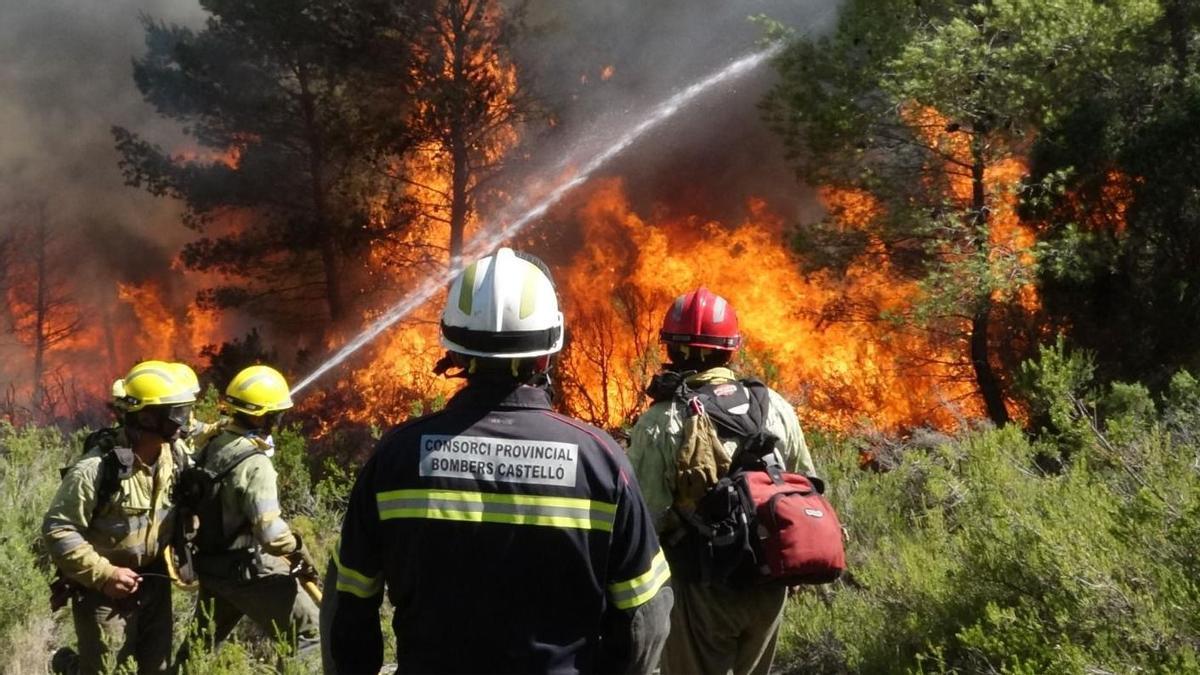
[0,0,841,398]
[0,0,205,394]
[513,0,841,225]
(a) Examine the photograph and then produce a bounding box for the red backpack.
[652,376,845,587]
[737,458,844,585]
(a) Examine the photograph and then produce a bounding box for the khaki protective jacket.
[627,367,816,527]
[42,430,179,589]
[180,417,227,456]
[197,425,297,557]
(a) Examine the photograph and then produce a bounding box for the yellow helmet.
[170,362,202,396]
[225,365,293,415]
[120,360,198,412]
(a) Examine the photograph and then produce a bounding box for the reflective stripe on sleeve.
[334,549,383,599]
[44,516,82,534]
[375,489,617,532]
[47,531,89,557]
[260,518,290,541]
[252,499,280,517]
[608,549,671,610]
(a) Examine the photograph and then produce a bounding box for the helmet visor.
[164,404,193,433]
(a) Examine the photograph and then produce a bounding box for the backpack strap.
[193,447,267,554]
[212,447,263,483]
[92,446,135,523]
[644,370,696,403]
[65,428,129,523]
[693,379,781,468]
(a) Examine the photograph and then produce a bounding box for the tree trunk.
[298,64,344,323]
[971,300,1009,426]
[969,136,1010,427]
[447,2,470,265]
[33,209,47,414]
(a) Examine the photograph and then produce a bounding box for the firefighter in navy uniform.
[325,247,673,674]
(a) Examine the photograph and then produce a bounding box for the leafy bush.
[777,371,1200,673]
[0,422,81,672]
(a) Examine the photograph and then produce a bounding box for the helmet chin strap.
[433,351,554,383]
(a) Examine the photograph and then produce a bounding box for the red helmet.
[659,287,741,351]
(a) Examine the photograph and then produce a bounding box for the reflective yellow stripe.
[608,549,670,610]
[458,261,478,314]
[334,549,382,599]
[519,262,538,319]
[376,489,617,532]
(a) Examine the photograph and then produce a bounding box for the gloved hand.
[287,533,320,581]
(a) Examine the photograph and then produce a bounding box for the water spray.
[290,43,784,395]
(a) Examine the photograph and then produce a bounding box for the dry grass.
[2,616,56,675]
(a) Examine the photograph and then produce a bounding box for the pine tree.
[763,0,1158,425]
[113,0,415,331]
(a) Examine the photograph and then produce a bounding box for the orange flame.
[552,178,982,431]
[117,281,178,358]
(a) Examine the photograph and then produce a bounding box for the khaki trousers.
[71,576,172,674]
[192,572,319,653]
[661,579,787,675]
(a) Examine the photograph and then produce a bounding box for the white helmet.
[440,247,564,359]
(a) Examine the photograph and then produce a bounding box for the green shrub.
[777,387,1200,673]
[0,422,81,672]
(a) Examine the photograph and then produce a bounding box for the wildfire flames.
[318,175,994,434]
[549,179,985,431]
[4,4,1112,437]
[5,107,1053,435]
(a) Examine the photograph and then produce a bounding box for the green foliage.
[1028,5,1200,392]
[777,373,1200,673]
[273,424,315,518]
[0,422,80,671]
[763,0,1160,425]
[1017,334,1096,449]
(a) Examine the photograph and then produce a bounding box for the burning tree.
[762,0,1157,426]
[1027,4,1200,391]
[113,0,416,332]
[327,0,532,431]
[0,203,85,419]
[403,0,528,263]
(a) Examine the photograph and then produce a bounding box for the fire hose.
[164,543,199,591]
[163,538,324,600]
[163,544,322,602]
[301,578,323,603]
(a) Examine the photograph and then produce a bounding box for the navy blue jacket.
[328,381,669,674]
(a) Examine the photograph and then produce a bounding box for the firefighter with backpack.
[178,364,320,659]
[627,287,819,675]
[42,360,197,674]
